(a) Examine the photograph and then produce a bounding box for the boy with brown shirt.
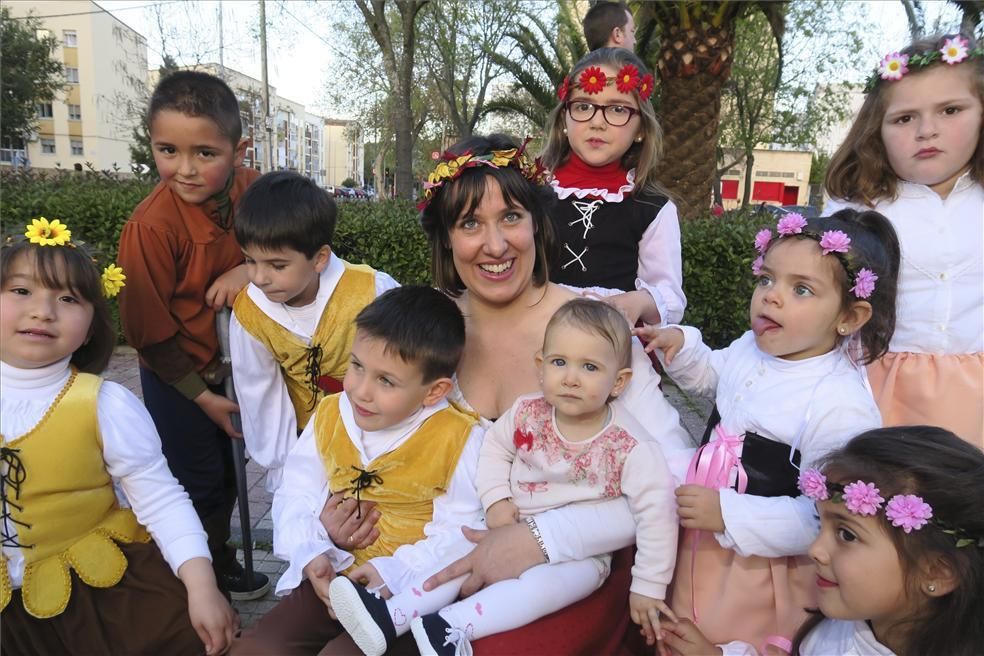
[117,70,268,600]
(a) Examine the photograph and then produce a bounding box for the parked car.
[755,203,820,219]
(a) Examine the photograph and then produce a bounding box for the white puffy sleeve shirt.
[230,253,400,492]
[0,359,210,587]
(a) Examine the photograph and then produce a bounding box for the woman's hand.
[604,290,660,326]
[632,326,684,362]
[319,493,381,549]
[194,389,242,438]
[675,485,725,532]
[206,264,250,310]
[484,499,520,529]
[661,618,723,656]
[423,523,544,597]
[629,593,677,648]
[178,557,239,655]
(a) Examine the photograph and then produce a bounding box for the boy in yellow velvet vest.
[232,286,485,655]
[230,171,399,493]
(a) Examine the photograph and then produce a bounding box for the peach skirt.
[867,352,983,450]
[670,528,817,651]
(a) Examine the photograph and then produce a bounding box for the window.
[40,138,56,154]
[63,30,78,47]
[66,67,79,84]
[71,139,84,156]
[36,103,53,118]
[68,104,82,121]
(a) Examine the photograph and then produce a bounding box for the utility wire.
[6,1,181,21]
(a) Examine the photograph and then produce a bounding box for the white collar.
[245,251,346,319]
[1,357,73,398]
[896,170,975,199]
[550,168,637,202]
[338,392,449,465]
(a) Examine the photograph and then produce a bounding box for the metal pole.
[260,0,273,172]
[215,308,255,588]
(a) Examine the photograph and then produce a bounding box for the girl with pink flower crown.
[825,33,984,448]
[660,426,984,656]
[542,48,686,328]
[634,209,901,653]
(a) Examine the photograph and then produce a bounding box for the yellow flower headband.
[13,217,126,299]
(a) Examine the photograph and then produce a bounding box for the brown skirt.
[1,542,204,656]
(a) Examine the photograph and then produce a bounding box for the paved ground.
[105,346,712,628]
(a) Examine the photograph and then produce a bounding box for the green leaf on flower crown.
[956,538,973,548]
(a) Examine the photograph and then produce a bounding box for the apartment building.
[324,119,364,187]
[3,1,147,171]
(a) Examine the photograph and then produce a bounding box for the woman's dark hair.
[420,133,558,297]
[825,33,984,206]
[763,209,900,364]
[792,426,984,656]
[1,239,116,374]
[235,170,336,258]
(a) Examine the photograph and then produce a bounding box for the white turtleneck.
[0,358,209,586]
[272,392,485,596]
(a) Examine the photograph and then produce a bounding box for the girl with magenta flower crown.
[634,209,901,652]
[825,33,984,448]
[542,48,686,328]
[0,220,236,655]
[661,426,984,656]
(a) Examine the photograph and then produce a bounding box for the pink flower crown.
[557,64,655,102]
[751,213,877,299]
[417,137,547,212]
[865,35,984,93]
[798,468,982,548]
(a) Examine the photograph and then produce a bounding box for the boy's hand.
[675,485,725,532]
[304,554,337,617]
[320,494,381,549]
[629,593,677,648]
[206,264,249,310]
[485,499,520,529]
[632,326,685,362]
[604,290,659,326]
[194,389,243,438]
[662,618,723,656]
[178,558,239,655]
[347,563,390,598]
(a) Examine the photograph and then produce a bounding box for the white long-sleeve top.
[658,327,882,558]
[230,252,399,492]
[0,358,210,586]
[478,394,678,599]
[718,619,896,656]
[552,171,687,326]
[825,174,983,355]
[271,393,485,596]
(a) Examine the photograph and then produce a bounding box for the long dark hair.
[0,239,116,374]
[793,426,984,656]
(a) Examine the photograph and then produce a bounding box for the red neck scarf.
[551,152,629,193]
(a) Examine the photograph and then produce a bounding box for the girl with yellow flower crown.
[0,221,237,655]
[542,47,685,329]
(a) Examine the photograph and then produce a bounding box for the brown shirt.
[118,167,260,397]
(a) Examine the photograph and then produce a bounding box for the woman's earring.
[562,128,568,135]
[928,584,937,593]
[634,136,643,143]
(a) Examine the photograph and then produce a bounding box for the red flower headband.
[557,64,654,102]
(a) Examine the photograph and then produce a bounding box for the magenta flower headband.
[752,213,877,299]
[799,468,982,547]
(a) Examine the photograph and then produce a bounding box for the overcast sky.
[95,0,965,119]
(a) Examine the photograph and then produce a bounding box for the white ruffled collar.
[550,168,637,202]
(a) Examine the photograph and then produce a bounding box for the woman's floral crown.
[799,468,983,548]
[751,213,877,300]
[3,218,126,298]
[865,35,984,93]
[557,64,655,101]
[417,137,547,211]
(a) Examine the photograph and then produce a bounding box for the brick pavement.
[104,345,712,628]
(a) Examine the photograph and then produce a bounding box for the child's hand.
[194,389,243,438]
[485,499,520,529]
[304,554,337,617]
[632,326,685,362]
[629,593,677,648]
[675,485,725,532]
[320,493,381,549]
[347,563,391,599]
[661,618,723,656]
[178,557,239,655]
[206,264,249,310]
[604,290,658,326]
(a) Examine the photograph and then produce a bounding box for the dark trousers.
[139,366,239,573]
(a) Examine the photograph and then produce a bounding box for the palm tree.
[634,1,786,219]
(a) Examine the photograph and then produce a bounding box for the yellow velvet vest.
[233,262,376,430]
[0,370,150,619]
[313,394,476,570]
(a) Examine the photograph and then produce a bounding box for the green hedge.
[0,171,764,349]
